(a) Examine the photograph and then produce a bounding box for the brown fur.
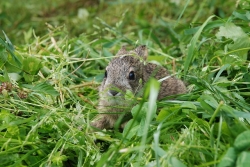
[91,45,186,129]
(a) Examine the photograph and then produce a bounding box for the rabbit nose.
[108,90,119,96]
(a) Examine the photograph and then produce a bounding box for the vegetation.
[1,0,250,166]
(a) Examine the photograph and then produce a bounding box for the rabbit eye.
[105,70,107,78]
[128,71,135,80]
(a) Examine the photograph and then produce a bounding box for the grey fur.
[91,45,186,129]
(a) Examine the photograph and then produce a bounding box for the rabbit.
[91,45,186,130]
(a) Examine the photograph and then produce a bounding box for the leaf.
[0,114,35,132]
[31,82,59,96]
[0,68,10,82]
[4,52,23,73]
[243,73,250,82]
[217,147,236,167]
[2,31,14,51]
[213,64,231,84]
[227,120,247,138]
[123,119,140,139]
[189,112,210,135]
[216,22,247,41]
[198,94,218,114]
[0,46,8,68]
[124,89,158,138]
[0,110,14,124]
[169,156,187,167]
[0,31,22,67]
[181,102,197,110]
[246,11,250,20]
[145,161,157,167]
[51,152,68,166]
[123,103,143,139]
[233,11,250,21]
[236,151,250,167]
[0,153,20,166]
[23,73,35,83]
[8,73,22,82]
[213,77,231,87]
[221,105,250,119]
[234,130,250,151]
[22,56,42,75]
[156,108,171,122]
[131,103,146,120]
[7,125,19,136]
[131,102,150,137]
[216,22,250,60]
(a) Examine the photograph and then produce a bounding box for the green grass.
[1,0,250,166]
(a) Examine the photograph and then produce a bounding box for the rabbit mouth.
[101,95,125,105]
[99,95,134,108]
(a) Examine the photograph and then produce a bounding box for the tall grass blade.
[184,15,215,75]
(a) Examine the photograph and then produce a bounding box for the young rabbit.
[91,45,186,129]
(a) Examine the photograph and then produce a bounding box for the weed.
[0,0,249,166]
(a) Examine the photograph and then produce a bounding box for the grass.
[1,0,250,166]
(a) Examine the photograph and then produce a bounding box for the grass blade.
[184,15,215,75]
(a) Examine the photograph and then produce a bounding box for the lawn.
[1,0,250,166]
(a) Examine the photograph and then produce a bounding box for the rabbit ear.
[116,45,127,56]
[134,45,148,60]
